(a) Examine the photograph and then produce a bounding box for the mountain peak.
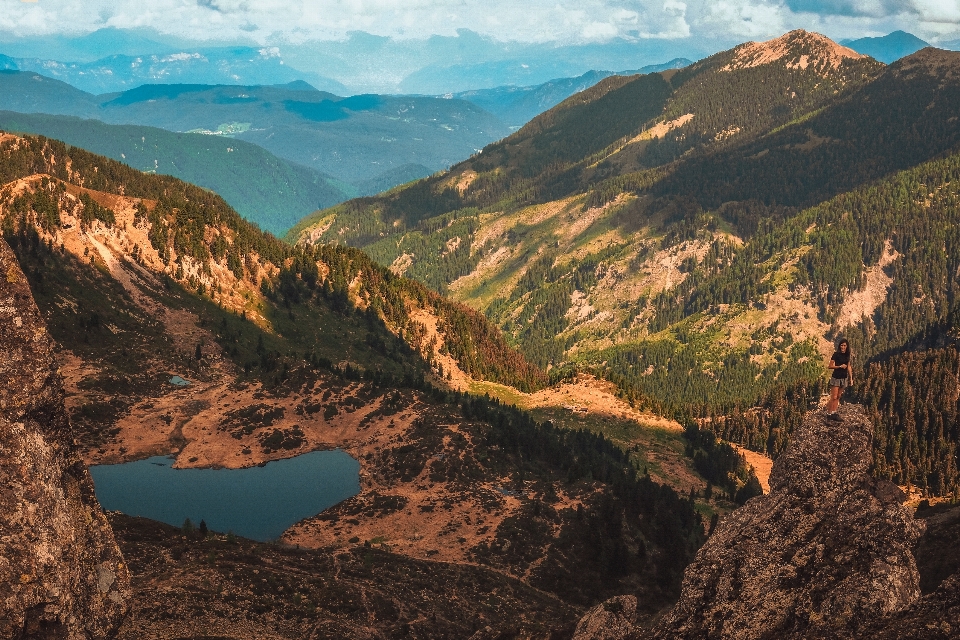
[845,30,930,63]
[722,29,867,72]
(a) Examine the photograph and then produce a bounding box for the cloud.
[196,0,251,13]
[785,0,902,18]
[0,0,957,45]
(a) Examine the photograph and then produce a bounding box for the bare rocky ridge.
[650,404,922,639]
[722,30,867,72]
[0,237,128,639]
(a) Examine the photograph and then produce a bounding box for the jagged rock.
[572,595,637,640]
[651,404,923,640]
[852,571,960,639]
[0,238,129,638]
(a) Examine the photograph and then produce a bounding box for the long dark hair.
[836,338,851,356]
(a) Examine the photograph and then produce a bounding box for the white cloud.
[910,0,960,24]
[0,0,956,45]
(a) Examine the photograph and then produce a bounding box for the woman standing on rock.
[825,338,852,421]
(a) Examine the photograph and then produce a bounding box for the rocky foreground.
[575,403,960,640]
[0,238,128,639]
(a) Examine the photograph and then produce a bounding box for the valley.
[3,20,960,639]
[0,132,728,632]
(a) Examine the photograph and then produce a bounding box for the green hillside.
[0,133,546,391]
[0,111,351,236]
[290,32,960,497]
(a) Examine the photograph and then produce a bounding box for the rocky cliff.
[0,237,128,639]
[651,404,923,639]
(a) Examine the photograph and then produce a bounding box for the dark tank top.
[832,351,850,378]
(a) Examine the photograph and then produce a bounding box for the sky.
[3,0,960,46]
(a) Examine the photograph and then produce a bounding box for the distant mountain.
[281,29,715,94]
[454,59,692,129]
[353,163,433,197]
[844,30,930,63]
[0,70,100,117]
[0,27,712,95]
[0,111,351,236]
[0,27,174,62]
[0,73,510,187]
[7,47,348,96]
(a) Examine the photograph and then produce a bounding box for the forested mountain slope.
[0,133,716,624]
[0,133,543,392]
[0,111,350,236]
[290,33,960,498]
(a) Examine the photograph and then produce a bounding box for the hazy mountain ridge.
[291,32,960,498]
[0,110,351,235]
[0,27,715,95]
[453,59,693,130]
[0,72,511,189]
[6,46,349,95]
[844,30,931,63]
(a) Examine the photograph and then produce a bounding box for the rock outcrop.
[851,572,960,639]
[650,404,924,639]
[0,238,129,638]
[572,595,637,640]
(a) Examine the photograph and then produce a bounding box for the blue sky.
[3,0,959,45]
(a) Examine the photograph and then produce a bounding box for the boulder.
[572,595,638,640]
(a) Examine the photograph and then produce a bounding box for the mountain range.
[5,47,349,95]
[0,71,507,188]
[0,59,700,232]
[1,26,951,96]
[3,24,960,639]
[291,30,960,500]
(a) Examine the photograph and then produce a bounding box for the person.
[825,338,852,421]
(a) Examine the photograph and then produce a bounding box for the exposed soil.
[723,30,866,71]
[732,444,773,493]
[836,238,899,330]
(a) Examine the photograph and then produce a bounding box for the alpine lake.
[90,450,360,541]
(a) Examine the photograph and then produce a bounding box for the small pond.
[90,450,360,542]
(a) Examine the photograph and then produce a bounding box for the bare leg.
[825,385,841,413]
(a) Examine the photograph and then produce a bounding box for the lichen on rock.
[0,237,129,638]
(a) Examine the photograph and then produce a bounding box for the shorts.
[829,377,851,388]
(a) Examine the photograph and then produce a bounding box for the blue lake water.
[89,450,360,541]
